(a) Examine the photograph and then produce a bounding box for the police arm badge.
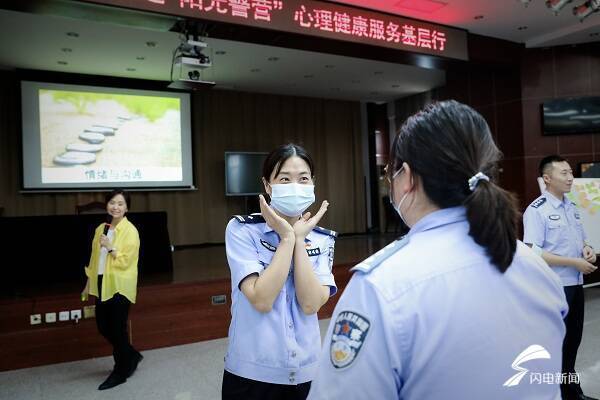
[330,311,370,369]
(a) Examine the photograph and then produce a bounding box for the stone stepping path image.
[79,131,105,144]
[53,118,127,166]
[53,151,96,165]
[66,143,103,153]
[84,126,116,136]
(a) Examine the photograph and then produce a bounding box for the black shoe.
[127,352,143,378]
[98,371,126,390]
[577,395,599,400]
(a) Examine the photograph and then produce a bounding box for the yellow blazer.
[85,216,140,303]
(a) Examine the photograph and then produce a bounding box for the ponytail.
[393,100,521,273]
[463,181,520,272]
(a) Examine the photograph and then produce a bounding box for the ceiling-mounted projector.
[169,37,215,90]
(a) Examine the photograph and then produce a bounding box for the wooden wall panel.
[0,265,353,372]
[397,63,526,207]
[0,73,365,245]
[520,43,600,206]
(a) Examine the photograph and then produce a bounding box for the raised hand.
[293,200,329,240]
[99,234,112,249]
[259,194,294,238]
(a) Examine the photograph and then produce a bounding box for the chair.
[76,201,106,215]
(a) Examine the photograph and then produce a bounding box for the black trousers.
[222,370,311,400]
[95,276,138,377]
[561,284,585,398]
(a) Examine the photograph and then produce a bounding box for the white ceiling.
[0,0,598,102]
[0,8,445,102]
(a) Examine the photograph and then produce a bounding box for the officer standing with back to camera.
[308,101,568,400]
[523,155,597,400]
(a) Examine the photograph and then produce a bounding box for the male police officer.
[523,155,597,400]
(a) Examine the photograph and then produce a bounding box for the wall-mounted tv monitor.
[542,96,600,135]
[225,152,268,196]
[580,162,600,178]
[21,81,194,191]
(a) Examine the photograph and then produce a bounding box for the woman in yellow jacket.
[81,189,142,390]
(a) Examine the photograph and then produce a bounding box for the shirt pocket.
[257,247,275,269]
[546,219,566,245]
[548,219,564,229]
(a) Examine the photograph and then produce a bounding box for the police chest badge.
[330,311,370,369]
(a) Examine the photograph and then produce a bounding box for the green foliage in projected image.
[43,90,180,122]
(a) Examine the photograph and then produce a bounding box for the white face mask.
[391,192,410,226]
[270,183,315,217]
[389,167,410,227]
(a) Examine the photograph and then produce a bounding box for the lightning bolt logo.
[503,345,551,387]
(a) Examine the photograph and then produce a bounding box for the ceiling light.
[66,32,79,37]
[546,0,573,12]
[394,0,447,13]
[573,0,600,21]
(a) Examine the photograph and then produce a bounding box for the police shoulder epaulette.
[531,197,547,209]
[232,214,265,224]
[312,226,338,238]
[351,235,409,274]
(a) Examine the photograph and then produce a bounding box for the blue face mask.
[270,183,315,217]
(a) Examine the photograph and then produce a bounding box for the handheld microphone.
[103,215,113,235]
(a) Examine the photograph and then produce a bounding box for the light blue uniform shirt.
[309,207,567,400]
[523,191,587,286]
[224,214,337,385]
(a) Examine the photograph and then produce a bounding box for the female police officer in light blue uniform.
[222,144,337,400]
[309,101,568,400]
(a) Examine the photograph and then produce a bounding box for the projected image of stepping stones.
[93,124,118,130]
[53,151,96,165]
[40,90,181,172]
[86,126,116,136]
[66,143,103,153]
[79,131,105,144]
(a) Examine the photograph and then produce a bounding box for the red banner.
[79,0,468,60]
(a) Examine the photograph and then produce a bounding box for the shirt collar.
[262,221,275,235]
[408,206,467,237]
[544,190,568,209]
[113,216,128,232]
